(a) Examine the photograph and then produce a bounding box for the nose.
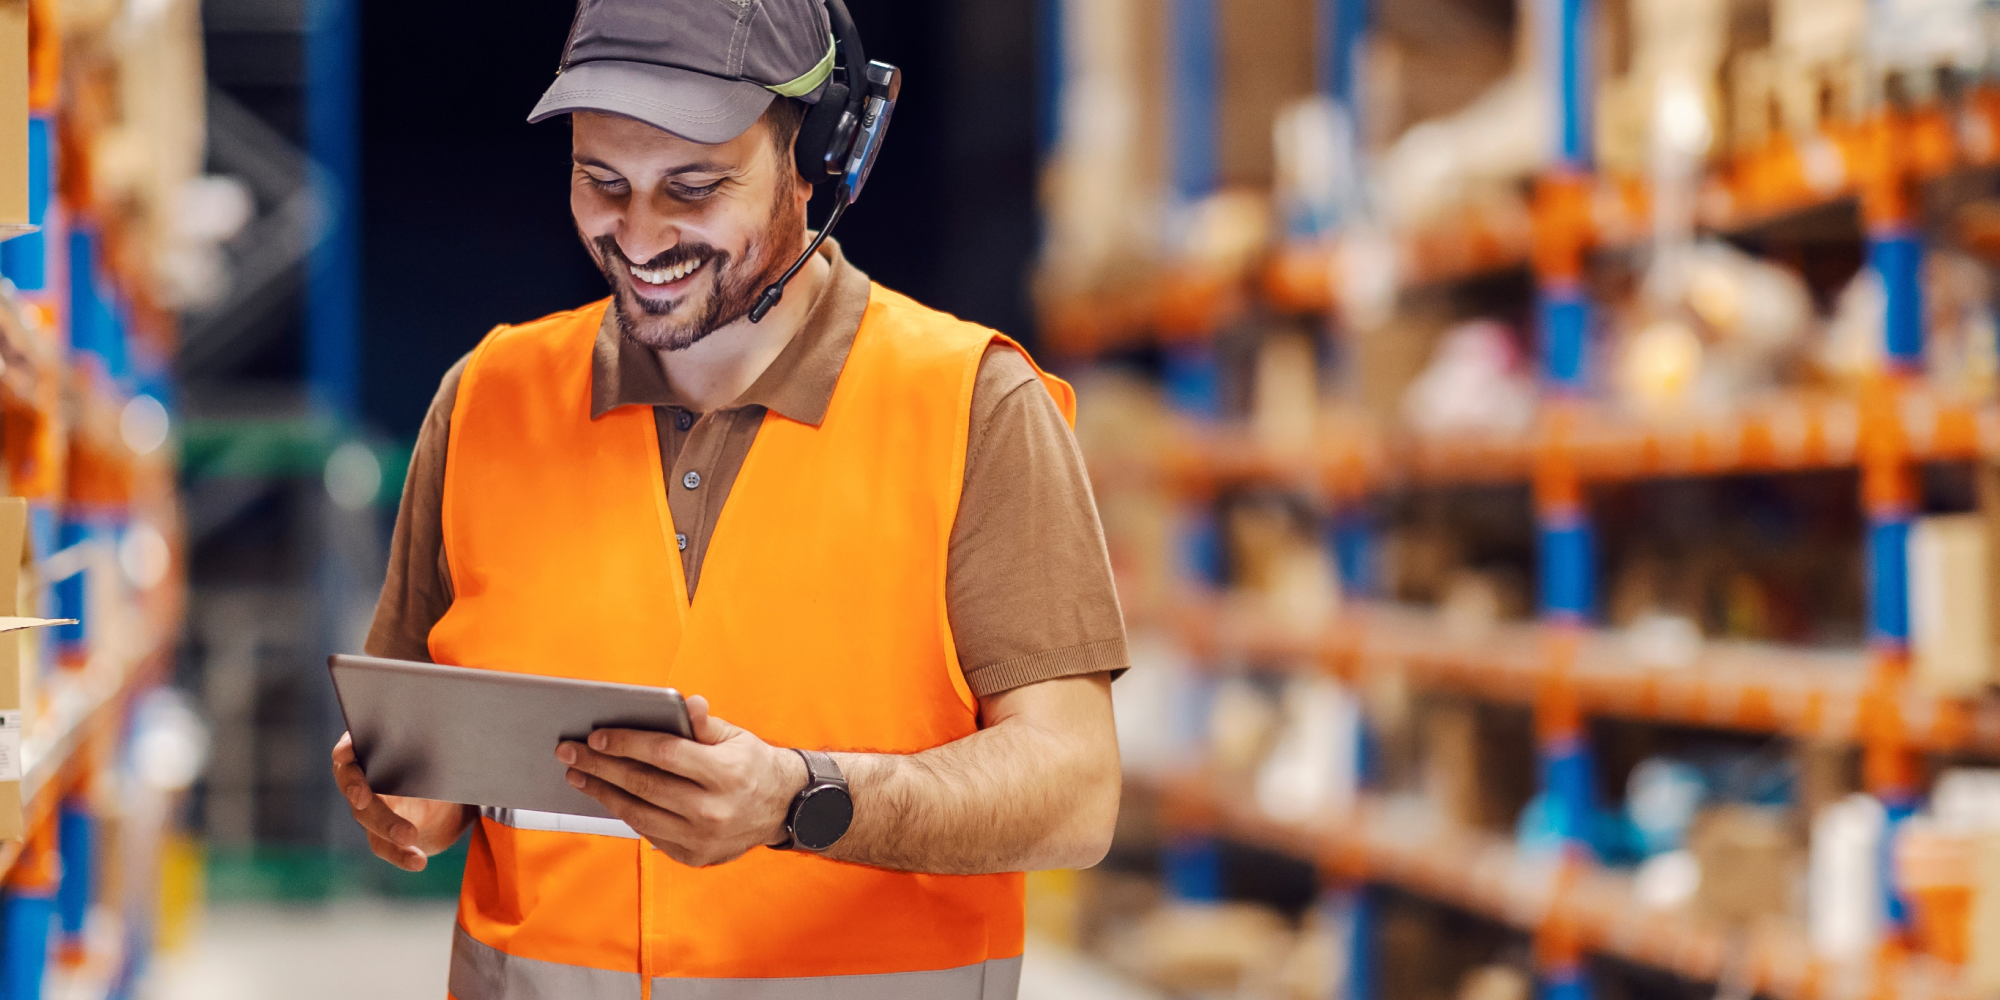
[617,232,679,267]
[617,200,683,265]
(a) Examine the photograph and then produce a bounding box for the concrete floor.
[143,902,1154,1000]
[147,901,456,1000]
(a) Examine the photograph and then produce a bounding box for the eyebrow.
[572,155,735,177]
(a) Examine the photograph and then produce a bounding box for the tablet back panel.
[329,654,692,818]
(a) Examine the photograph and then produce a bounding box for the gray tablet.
[328,654,695,819]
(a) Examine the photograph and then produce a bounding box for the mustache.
[592,234,722,273]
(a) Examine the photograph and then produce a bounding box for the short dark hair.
[762,97,810,179]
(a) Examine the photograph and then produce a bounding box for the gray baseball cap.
[528,0,835,144]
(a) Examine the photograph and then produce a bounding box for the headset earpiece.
[793,80,851,182]
[792,0,868,184]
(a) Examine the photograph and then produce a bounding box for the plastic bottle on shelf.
[1809,793,1886,960]
[1400,320,1534,437]
[1273,95,1359,242]
[1255,677,1361,823]
[1627,757,1708,857]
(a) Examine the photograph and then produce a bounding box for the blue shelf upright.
[1158,0,1226,908]
[1530,0,1599,998]
[1854,107,1926,940]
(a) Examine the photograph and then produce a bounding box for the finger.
[568,769,695,844]
[583,729,720,786]
[684,696,740,746]
[368,831,425,871]
[332,755,377,811]
[332,732,355,766]
[646,838,696,866]
[347,788,419,848]
[561,742,705,809]
[367,830,427,872]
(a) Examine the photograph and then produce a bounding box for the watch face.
[793,785,854,851]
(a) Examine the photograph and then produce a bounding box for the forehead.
[572,112,764,167]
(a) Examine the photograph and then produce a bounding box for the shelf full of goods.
[0,0,205,998]
[1036,0,2000,998]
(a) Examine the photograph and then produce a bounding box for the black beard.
[590,236,751,352]
[584,186,808,353]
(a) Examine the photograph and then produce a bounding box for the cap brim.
[528,60,776,144]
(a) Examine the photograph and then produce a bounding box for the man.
[328,0,1126,997]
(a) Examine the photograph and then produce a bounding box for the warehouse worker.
[328,0,1125,997]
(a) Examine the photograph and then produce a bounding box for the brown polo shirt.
[365,241,1128,698]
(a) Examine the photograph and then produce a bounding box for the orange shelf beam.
[1112,392,1996,500]
[1174,600,2000,757]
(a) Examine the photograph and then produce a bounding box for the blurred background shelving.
[1039,0,2000,997]
[0,0,209,997]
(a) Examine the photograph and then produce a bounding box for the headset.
[748,0,901,323]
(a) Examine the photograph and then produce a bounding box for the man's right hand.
[331,732,474,872]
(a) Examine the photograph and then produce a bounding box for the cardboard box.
[1422,696,1537,832]
[1424,698,1482,828]
[0,0,28,240]
[0,497,74,841]
[1968,830,2000,993]
[1909,513,1993,697]
[1689,805,1797,925]
[1216,0,1315,187]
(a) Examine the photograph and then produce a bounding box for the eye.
[672,180,725,200]
[582,171,628,194]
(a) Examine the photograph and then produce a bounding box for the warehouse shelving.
[1146,771,1969,1000]
[1039,0,2000,995]
[0,0,202,995]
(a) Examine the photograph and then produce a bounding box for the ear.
[773,126,813,203]
[792,168,814,212]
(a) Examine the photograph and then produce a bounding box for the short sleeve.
[947,346,1128,698]
[363,353,471,662]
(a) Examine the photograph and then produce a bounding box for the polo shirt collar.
[590,237,870,425]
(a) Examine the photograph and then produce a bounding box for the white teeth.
[629,258,704,285]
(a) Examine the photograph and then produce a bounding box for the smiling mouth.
[628,258,705,288]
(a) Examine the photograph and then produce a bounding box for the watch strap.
[794,748,847,790]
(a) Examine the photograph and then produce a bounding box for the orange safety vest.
[429,285,1075,1000]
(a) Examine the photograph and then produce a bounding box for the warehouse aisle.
[147,902,456,1000]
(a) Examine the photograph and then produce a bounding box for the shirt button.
[675,411,693,431]
[676,533,687,551]
[682,470,701,490]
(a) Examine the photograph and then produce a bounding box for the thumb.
[684,694,739,746]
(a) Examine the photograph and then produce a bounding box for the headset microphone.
[749,0,899,324]
[749,197,848,325]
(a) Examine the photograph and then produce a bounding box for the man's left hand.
[557,695,808,866]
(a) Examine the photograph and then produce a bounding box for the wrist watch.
[776,748,853,852]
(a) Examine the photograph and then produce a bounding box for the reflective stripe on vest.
[479,805,640,840]
[450,923,640,999]
[654,958,1025,999]
[450,923,1025,1000]
[432,288,1072,988]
